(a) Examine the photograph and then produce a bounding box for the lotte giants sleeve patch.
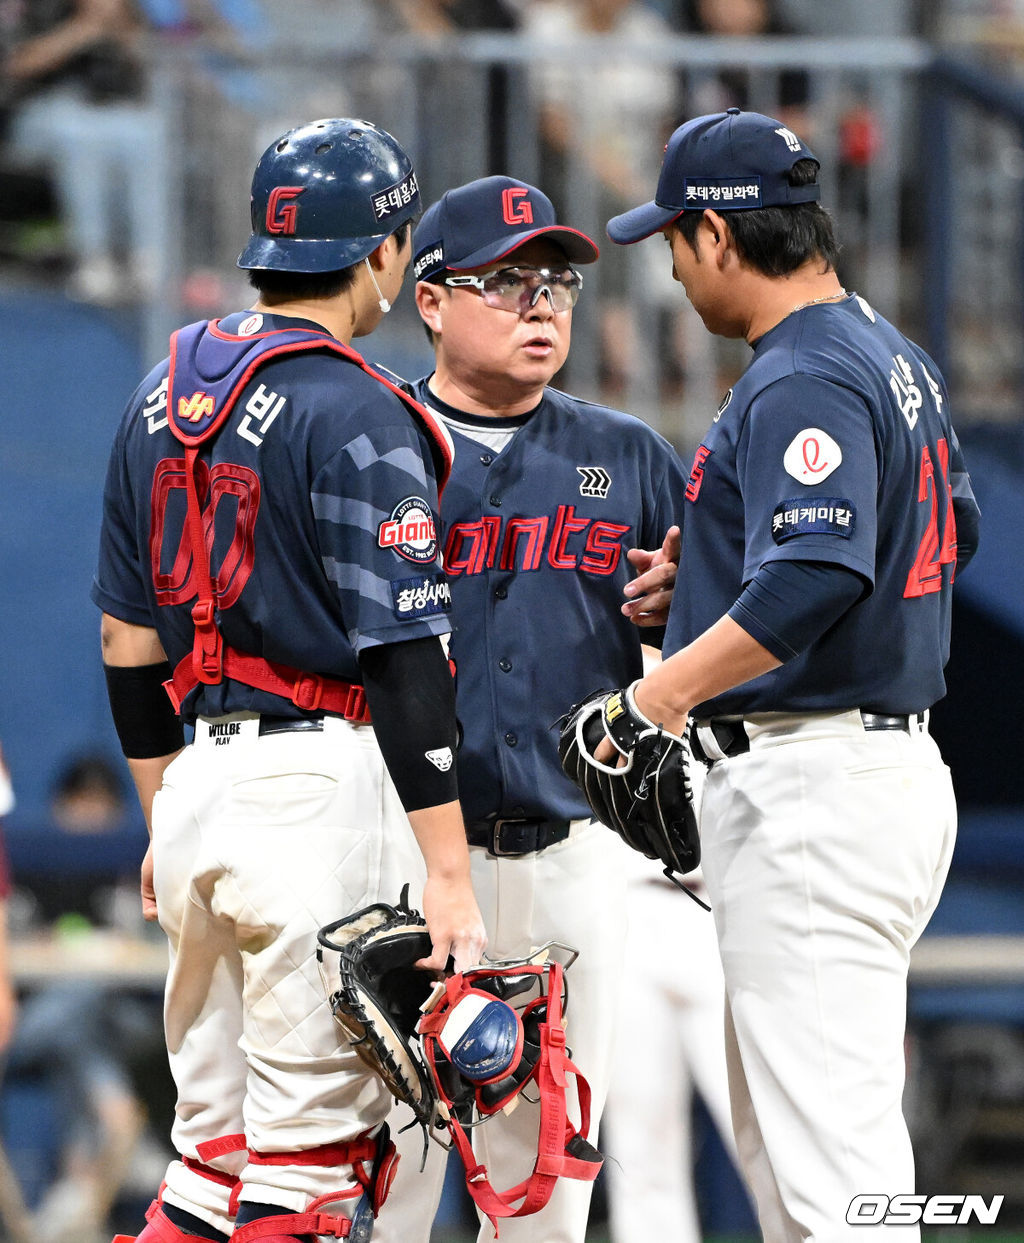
[772,498,855,543]
[391,573,452,619]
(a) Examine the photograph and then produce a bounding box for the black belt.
[466,817,572,857]
[690,711,925,765]
[258,714,325,736]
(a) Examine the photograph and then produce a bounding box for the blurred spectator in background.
[1,0,169,305]
[49,754,127,835]
[679,0,811,138]
[2,752,157,1243]
[523,0,681,402]
[388,0,521,174]
[14,753,141,930]
[929,0,1024,88]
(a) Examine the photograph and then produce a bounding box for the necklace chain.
[788,288,848,317]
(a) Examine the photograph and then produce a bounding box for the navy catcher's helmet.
[237,118,421,273]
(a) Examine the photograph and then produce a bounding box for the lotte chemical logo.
[783,427,842,484]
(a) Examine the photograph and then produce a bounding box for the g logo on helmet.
[266,186,305,236]
[378,496,438,563]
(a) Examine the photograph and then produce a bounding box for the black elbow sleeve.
[103,661,185,759]
[358,637,459,812]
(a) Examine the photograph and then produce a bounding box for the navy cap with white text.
[607,109,821,245]
[413,176,598,280]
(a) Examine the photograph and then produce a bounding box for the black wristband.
[103,662,185,759]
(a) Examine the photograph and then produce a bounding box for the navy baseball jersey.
[92,312,453,723]
[667,293,980,716]
[413,379,688,824]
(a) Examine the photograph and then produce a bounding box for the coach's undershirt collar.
[423,376,543,430]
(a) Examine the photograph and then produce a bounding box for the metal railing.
[74,32,1024,448]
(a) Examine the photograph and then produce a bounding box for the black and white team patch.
[391,573,452,619]
[772,498,855,543]
[577,466,611,498]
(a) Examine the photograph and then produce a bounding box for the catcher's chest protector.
[161,318,453,716]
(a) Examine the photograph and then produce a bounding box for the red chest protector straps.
[161,318,453,720]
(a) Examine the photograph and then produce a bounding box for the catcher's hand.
[558,681,700,879]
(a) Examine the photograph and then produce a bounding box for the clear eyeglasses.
[443,265,583,314]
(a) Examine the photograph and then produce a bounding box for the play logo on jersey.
[783,428,843,484]
[378,496,438,562]
[576,466,611,499]
[391,573,452,619]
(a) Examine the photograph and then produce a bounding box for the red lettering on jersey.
[445,517,501,574]
[548,504,589,568]
[686,445,711,502]
[179,391,215,423]
[380,516,437,546]
[443,513,629,577]
[581,522,630,575]
[266,186,305,236]
[500,516,549,572]
[151,458,260,607]
[501,187,533,226]
[904,437,957,598]
[935,437,958,573]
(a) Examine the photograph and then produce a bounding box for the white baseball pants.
[696,710,957,1243]
[602,869,748,1243]
[150,715,425,1237]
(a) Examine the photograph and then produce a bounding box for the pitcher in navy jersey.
[91,119,485,1243]
[370,176,689,1243]
[598,110,981,1241]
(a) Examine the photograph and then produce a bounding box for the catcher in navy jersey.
[586,109,982,1241]
[371,176,689,1243]
[91,119,485,1243]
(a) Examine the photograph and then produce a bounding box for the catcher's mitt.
[316,886,439,1129]
[558,681,701,881]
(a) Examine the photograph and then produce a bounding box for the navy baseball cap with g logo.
[413,176,599,281]
[607,108,821,245]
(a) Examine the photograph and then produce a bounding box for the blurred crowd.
[0,0,927,311]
